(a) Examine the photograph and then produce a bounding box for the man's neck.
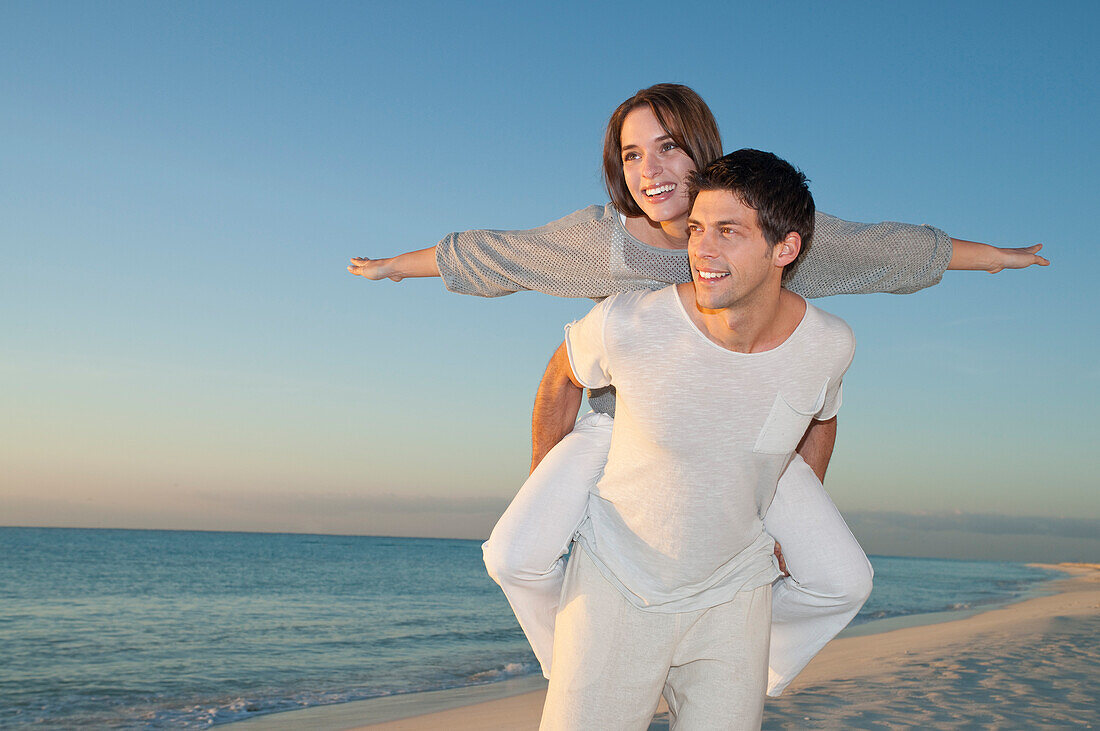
[676,282,806,353]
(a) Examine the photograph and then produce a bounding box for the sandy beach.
[232,563,1098,729]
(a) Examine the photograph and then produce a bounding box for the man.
[539,149,855,730]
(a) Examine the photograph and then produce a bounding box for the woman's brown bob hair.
[602,84,723,218]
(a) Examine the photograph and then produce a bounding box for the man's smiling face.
[687,189,781,311]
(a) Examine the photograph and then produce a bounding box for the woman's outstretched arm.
[947,240,1049,273]
[348,246,440,281]
[788,214,1049,299]
[348,205,674,299]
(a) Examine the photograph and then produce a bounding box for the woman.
[348,84,1046,696]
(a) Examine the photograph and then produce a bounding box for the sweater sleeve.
[434,205,615,298]
[434,204,681,299]
[785,212,954,298]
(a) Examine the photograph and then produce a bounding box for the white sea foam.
[468,661,539,682]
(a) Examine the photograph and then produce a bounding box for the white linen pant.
[483,411,873,697]
[540,544,771,731]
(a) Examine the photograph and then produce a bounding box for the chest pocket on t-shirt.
[753,382,829,455]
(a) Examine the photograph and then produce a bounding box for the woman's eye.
[661,142,678,152]
[623,151,639,162]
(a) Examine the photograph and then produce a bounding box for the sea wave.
[0,529,1064,730]
[468,661,541,682]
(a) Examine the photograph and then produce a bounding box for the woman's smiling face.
[619,105,697,226]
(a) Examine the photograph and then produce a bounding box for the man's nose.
[692,231,718,258]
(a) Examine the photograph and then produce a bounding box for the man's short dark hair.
[687,149,815,274]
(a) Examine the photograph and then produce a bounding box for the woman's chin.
[640,198,690,224]
[637,205,688,226]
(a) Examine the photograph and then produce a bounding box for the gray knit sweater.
[435,203,953,414]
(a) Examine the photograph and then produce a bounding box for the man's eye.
[687,225,701,234]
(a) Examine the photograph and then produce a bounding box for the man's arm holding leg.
[772,416,839,575]
[484,339,600,678]
[797,416,838,483]
[530,342,584,474]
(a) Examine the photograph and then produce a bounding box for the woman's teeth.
[644,183,676,197]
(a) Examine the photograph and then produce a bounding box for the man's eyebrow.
[687,218,746,227]
[700,219,748,229]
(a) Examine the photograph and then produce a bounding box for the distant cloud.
[8,488,1096,555]
[246,491,510,516]
[847,511,1098,540]
[2,488,513,540]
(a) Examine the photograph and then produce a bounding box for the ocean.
[0,527,1062,729]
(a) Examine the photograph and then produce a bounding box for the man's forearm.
[797,416,838,483]
[531,343,584,474]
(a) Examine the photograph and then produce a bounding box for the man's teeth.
[644,184,676,197]
[698,271,729,280]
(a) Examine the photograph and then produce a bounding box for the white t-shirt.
[565,285,855,612]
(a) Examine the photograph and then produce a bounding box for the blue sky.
[2,1,1097,561]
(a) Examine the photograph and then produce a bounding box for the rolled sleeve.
[432,205,629,299]
[816,329,856,420]
[788,213,954,298]
[817,381,844,421]
[435,231,518,298]
[564,296,616,389]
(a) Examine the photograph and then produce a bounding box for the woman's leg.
[482,411,613,678]
[764,454,874,696]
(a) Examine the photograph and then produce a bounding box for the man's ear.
[773,232,802,267]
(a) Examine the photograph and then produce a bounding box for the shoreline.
[228,562,1096,730]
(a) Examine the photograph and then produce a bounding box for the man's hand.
[774,541,789,577]
[531,343,584,474]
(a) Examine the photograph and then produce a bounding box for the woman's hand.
[984,243,1050,273]
[948,239,1050,273]
[348,256,403,281]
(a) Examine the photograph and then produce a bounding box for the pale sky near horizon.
[2,1,1098,562]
